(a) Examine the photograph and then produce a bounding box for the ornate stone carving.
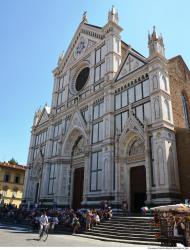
[129,139,144,156]
[73,137,85,156]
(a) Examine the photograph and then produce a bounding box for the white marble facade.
[23,8,181,211]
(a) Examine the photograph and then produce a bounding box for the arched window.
[154,98,160,119]
[162,76,168,91]
[182,94,190,128]
[164,99,171,121]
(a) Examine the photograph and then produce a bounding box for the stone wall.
[168,56,190,200]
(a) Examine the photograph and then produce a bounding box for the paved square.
[0,227,133,247]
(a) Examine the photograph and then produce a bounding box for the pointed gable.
[116,52,146,81]
[66,109,87,136]
[119,106,145,146]
[36,106,50,126]
[57,22,103,70]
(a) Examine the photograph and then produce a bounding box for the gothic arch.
[162,75,168,91]
[61,127,87,157]
[153,75,158,89]
[119,130,144,158]
[164,99,171,121]
[154,97,160,120]
[181,91,190,128]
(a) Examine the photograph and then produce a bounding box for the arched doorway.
[71,135,85,209]
[72,167,84,209]
[130,166,146,212]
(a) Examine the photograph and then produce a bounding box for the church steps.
[78,216,159,246]
[83,232,157,242]
[75,234,160,246]
[96,222,153,229]
[91,226,157,235]
[85,230,156,239]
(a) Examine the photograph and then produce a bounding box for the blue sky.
[0,0,189,165]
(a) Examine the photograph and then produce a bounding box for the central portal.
[72,167,84,209]
[130,166,146,212]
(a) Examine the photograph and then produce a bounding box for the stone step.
[75,234,160,246]
[83,231,157,242]
[76,216,159,246]
[98,222,153,229]
[93,225,157,233]
[91,226,157,235]
[88,228,156,238]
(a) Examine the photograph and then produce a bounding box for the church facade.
[22,8,190,212]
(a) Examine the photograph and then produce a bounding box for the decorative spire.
[82,11,88,23]
[57,51,64,66]
[148,26,165,57]
[108,5,119,24]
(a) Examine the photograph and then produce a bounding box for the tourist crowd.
[152,210,190,246]
[0,202,113,234]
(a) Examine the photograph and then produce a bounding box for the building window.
[59,75,66,90]
[182,94,189,128]
[54,123,62,137]
[95,45,106,64]
[81,108,88,122]
[135,83,142,101]
[90,151,102,191]
[115,111,128,134]
[128,87,135,103]
[95,63,105,82]
[4,174,10,183]
[92,121,103,143]
[57,89,66,106]
[93,102,104,120]
[115,91,128,110]
[142,79,150,98]
[35,130,47,146]
[15,176,20,184]
[114,80,150,111]
[48,164,56,194]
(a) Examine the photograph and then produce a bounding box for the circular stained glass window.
[75,67,90,92]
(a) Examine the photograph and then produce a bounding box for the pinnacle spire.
[82,11,88,23]
[148,26,165,57]
[108,5,119,23]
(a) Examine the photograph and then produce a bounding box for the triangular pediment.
[119,108,145,146]
[66,109,87,137]
[116,52,146,81]
[61,109,88,157]
[36,106,50,126]
[58,22,103,69]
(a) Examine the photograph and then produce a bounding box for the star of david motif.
[76,40,85,55]
[74,37,87,58]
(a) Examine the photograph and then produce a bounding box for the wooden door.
[72,167,84,210]
[130,166,146,212]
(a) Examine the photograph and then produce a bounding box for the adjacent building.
[0,162,26,207]
[23,7,190,212]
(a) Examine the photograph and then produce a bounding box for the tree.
[8,158,18,165]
